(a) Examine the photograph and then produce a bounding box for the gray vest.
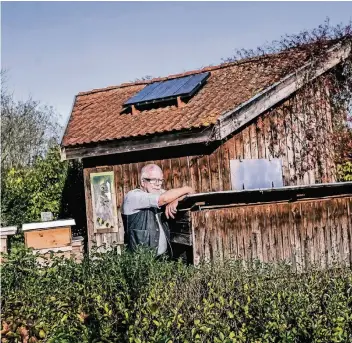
[122,207,171,255]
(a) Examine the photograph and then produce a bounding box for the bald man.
[122,164,194,256]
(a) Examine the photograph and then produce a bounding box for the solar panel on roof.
[125,82,160,105]
[124,72,210,107]
[176,73,210,95]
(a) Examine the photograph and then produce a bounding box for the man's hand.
[165,199,179,219]
[158,186,195,207]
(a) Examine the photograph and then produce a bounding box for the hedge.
[1,245,352,343]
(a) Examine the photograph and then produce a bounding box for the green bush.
[1,246,352,343]
[1,144,87,237]
[1,146,68,228]
[337,161,352,181]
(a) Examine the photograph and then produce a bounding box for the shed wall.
[83,94,336,250]
[191,196,352,269]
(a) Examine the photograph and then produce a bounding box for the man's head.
[140,164,164,194]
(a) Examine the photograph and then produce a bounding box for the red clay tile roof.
[62,50,309,147]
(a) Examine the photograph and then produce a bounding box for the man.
[122,164,193,256]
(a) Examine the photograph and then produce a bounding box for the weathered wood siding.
[191,196,352,269]
[83,94,336,250]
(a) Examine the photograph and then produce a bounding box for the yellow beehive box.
[22,219,75,250]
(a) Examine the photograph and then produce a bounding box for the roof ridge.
[77,39,341,97]
[77,50,293,97]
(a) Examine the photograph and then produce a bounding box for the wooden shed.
[61,41,351,262]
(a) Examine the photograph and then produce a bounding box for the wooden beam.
[214,42,351,140]
[131,105,140,115]
[177,181,352,211]
[60,95,77,146]
[177,96,185,108]
[61,127,213,160]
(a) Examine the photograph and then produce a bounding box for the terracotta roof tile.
[62,49,309,147]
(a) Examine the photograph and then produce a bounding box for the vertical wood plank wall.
[191,197,352,269]
[83,96,336,250]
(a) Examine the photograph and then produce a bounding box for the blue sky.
[2,1,352,126]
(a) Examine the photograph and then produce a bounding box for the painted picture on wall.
[90,171,117,231]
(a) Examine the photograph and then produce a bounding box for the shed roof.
[62,49,308,148]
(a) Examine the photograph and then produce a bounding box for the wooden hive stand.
[0,226,17,262]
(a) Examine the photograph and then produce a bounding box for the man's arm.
[123,190,160,215]
[158,186,194,207]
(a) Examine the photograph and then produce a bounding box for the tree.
[1,72,86,234]
[1,70,62,172]
[1,146,68,227]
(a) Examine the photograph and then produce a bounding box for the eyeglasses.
[143,178,165,185]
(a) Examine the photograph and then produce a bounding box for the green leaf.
[227,311,235,319]
[153,320,160,327]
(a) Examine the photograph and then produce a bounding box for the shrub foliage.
[337,161,352,181]
[1,145,87,237]
[1,246,352,343]
[1,147,68,227]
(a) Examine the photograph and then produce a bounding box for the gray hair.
[140,164,163,181]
